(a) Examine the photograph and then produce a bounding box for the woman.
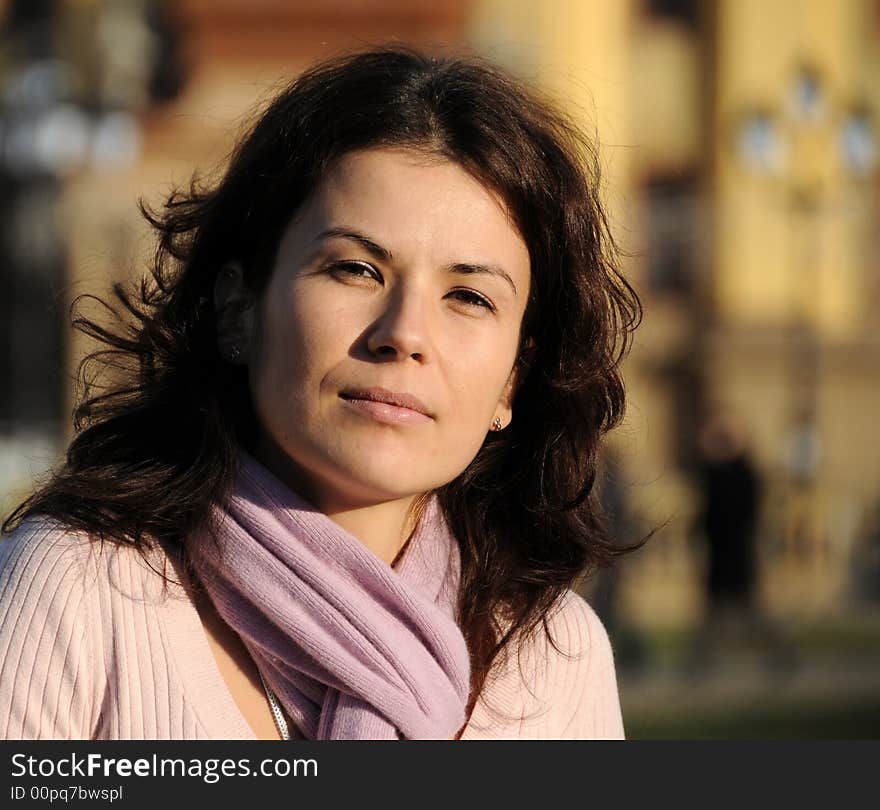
[0,47,642,740]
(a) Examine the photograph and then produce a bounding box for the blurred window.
[645,0,700,27]
[0,176,65,437]
[644,173,699,297]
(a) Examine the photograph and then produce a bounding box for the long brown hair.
[4,46,645,728]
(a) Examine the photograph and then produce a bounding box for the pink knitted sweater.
[0,519,625,740]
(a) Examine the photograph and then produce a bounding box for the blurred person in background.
[687,408,795,676]
[852,499,880,605]
[697,410,761,619]
[0,47,645,740]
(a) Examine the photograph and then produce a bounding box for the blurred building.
[2,0,879,628]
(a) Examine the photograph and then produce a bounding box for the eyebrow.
[315,227,519,297]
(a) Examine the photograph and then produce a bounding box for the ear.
[491,336,535,431]
[214,262,256,364]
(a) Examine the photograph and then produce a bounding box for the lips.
[339,387,433,418]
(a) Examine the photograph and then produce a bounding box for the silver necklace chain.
[258,670,291,740]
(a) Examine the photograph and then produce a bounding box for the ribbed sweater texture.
[0,520,625,740]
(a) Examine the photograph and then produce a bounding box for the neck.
[250,440,429,566]
[322,496,428,566]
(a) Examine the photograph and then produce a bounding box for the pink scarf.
[188,452,471,740]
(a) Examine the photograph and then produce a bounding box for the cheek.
[251,297,328,410]
[445,343,515,416]
[263,285,340,364]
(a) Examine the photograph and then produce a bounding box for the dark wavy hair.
[4,46,644,733]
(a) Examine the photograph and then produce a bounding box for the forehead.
[288,147,530,283]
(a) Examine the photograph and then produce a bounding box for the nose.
[365,283,430,362]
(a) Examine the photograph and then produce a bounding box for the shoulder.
[0,517,96,592]
[0,517,120,642]
[464,589,625,740]
[0,517,187,739]
[528,591,619,710]
[0,517,179,620]
[543,589,611,666]
[0,518,106,738]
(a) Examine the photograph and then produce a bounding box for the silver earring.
[492,416,503,431]
[228,345,241,362]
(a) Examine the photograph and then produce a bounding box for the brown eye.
[449,289,495,311]
[328,261,381,281]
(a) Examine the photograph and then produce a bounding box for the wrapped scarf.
[188,452,471,740]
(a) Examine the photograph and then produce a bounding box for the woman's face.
[240,146,531,510]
